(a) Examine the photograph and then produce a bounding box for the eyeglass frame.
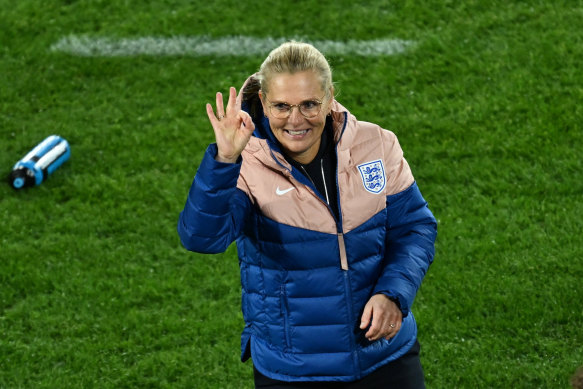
[262,92,329,119]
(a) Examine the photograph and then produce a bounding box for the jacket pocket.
[280,284,292,351]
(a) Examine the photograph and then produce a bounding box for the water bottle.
[9,135,71,189]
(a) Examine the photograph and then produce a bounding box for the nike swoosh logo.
[276,186,295,196]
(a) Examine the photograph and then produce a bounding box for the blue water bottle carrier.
[9,135,71,189]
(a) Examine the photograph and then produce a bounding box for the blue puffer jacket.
[178,88,437,382]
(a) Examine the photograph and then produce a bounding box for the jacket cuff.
[195,143,242,190]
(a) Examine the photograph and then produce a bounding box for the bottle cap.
[9,168,33,189]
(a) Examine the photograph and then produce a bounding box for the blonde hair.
[257,41,333,97]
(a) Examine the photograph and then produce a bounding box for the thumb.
[360,302,373,329]
[239,111,255,134]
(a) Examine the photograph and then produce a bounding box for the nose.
[287,106,303,125]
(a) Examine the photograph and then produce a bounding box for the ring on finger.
[389,323,396,328]
[217,114,225,121]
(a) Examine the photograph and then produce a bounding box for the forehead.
[266,71,325,102]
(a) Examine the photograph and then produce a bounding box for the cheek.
[308,115,326,130]
[269,119,286,133]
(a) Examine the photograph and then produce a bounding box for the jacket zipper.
[271,113,357,375]
[333,125,359,378]
[320,159,331,206]
[299,163,348,271]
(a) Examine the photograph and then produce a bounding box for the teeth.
[288,129,307,135]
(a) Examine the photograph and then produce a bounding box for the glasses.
[264,94,327,119]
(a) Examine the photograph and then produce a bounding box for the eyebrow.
[269,97,322,104]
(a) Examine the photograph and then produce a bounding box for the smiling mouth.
[285,129,309,136]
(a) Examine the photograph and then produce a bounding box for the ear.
[326,86,335,114]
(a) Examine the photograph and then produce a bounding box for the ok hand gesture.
[206,87,255,163]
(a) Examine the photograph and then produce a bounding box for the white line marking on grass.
[50,35,415,57]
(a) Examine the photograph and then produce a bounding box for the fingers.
[206,103,219,128]
[216,92,225,120]
[360,302,373,331]
[238,111,256,135]
[226,86,237,115]
[385,320,402,341]
[365,314,399,341]
[364,309,382,340]
[206,90,254,164]
[361,295,402,341]
[212,87,239,121]
[208,87,241,125]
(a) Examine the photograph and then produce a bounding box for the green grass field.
[1,1,582,387]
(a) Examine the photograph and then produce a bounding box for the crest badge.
[357,160,386,194]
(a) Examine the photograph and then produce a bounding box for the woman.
[178,41,437,388]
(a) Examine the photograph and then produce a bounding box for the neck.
[291,141,321,165]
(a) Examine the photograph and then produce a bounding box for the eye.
[273,103,290,111]
[301,101,319,110]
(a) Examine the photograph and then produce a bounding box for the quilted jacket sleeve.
[177,143,252,254]
[373,182,437,316]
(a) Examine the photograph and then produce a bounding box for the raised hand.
[206,86,255,163]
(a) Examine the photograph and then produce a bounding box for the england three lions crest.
[357,160,386,194]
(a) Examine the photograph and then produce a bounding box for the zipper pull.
[337,233,349,271]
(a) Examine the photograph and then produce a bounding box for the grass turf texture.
[1,1,582,387]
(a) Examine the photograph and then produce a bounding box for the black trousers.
[254,340,425,389]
